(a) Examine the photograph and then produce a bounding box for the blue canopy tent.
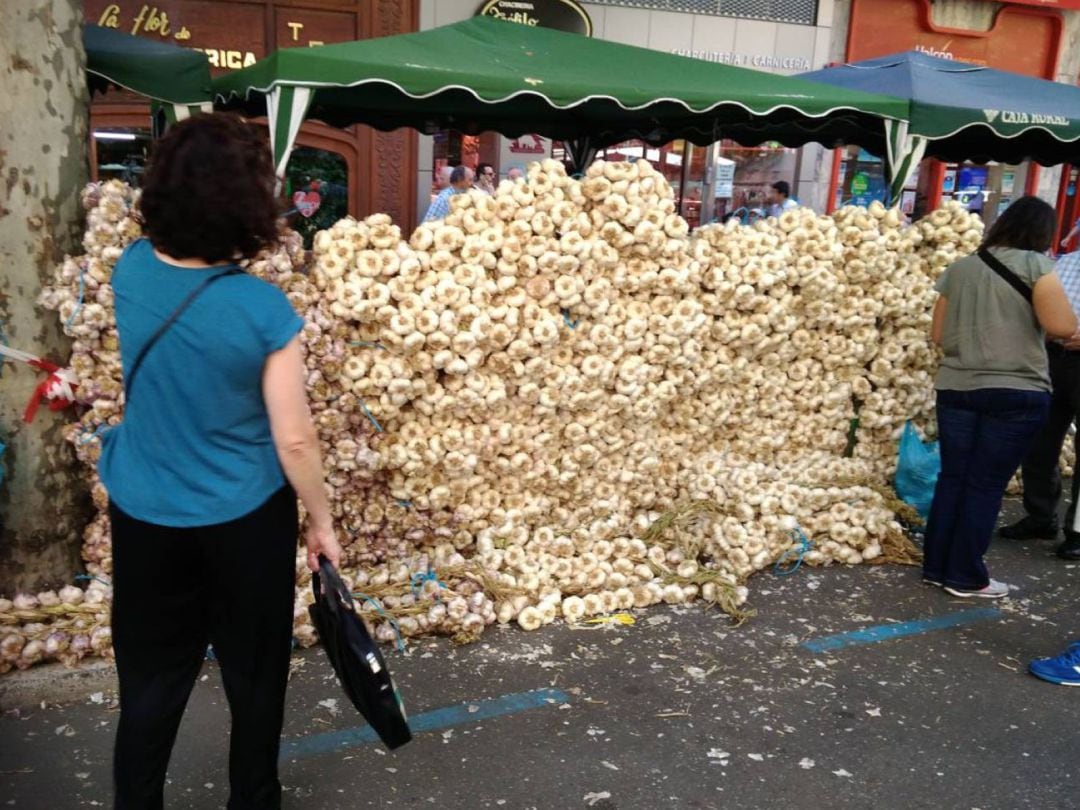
[800,51,1080,201]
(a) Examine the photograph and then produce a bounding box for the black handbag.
[308,556,412,750]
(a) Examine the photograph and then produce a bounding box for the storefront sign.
[88,1,356,71]
[477,0,592,36]
[847,0,1063,79]
[672,49,811,72]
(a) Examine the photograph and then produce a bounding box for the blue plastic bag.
[895,421,940,520]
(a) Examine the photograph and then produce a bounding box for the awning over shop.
[800,51,1080,201]
[212,15,908,178]
[84,24,213,120]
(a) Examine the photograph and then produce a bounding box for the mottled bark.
[0,1,90,593]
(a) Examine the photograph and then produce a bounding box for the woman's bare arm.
[263,336,342,571]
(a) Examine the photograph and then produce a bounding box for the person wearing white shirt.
[767,180,798,218]
[1000,249,1080,560]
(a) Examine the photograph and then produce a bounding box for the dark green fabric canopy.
[85,24,212,108]
[213,16,908,175]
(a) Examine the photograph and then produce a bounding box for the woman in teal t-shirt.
[101,114,341,810]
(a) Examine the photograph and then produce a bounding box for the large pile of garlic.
[1,163,1008,672]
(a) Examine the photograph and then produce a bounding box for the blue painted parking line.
[802,607,1003,653]
[281,687,570,761]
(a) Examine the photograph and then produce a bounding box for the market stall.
[799,51,1080,202]
[212,15,908,178]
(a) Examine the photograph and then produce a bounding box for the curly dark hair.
[140,113,278,263]
[981,195,1057,253]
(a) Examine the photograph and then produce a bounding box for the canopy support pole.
[564,137,597,175]
[884,119,927,206]
[150,101,214,138]
[266,85,314,185]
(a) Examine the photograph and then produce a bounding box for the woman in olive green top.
[924,197,1077,598]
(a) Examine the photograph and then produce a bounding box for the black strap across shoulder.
[978,247,1033,306]
[124,268,242,399]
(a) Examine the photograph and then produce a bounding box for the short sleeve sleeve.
[1026,252,1055,285]
[934,266,952,296]
[254,283,304,355]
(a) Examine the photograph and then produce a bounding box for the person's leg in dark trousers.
[923,390,979,584]
[111,505,209,810]
[942,388,1051,589]
[1019,347,1076,530]
[202,487,299,810]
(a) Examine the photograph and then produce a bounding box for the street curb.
[0,660,118,710]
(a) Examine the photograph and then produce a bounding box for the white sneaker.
[944,579,1011,599]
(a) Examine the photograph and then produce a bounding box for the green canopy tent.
[801,52,1080,202]
[213,16,908,179]
[84,24,213,123]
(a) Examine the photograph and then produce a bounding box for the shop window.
[939,162,1026,229]
[284,147,349,249]
[834,146,889,210]
[715,140,798,222]
[92,129,152,186]
[586,0,817,25]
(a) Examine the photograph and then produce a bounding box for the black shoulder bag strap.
[978,248,1033,305]
[124,268,242,399]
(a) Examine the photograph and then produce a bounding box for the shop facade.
[833,0,1080,235]
[416,0,843,225]
[84,0,420,235]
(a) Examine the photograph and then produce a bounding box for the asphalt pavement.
[2,497,1079,810]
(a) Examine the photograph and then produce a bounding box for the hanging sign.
[509,135,547,154]
[477,0,592,36]
[292,189,322,218]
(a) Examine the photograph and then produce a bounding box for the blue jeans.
[923,388,1051,589]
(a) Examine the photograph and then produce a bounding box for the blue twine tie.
[65,265,86,331]
[359,400,384,433]
[562,309,579,329]
[352,591,406,652]
[410,568,448,599]
[77,424,110,445]
[774,527,813,577]
[74,573,111,586]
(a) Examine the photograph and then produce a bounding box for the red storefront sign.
[846,0,1063,79]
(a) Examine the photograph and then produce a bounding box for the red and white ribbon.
[0,344,80,422]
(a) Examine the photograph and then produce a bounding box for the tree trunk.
[0,1,90,594]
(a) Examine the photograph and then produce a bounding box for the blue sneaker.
[1029,642,1080,686]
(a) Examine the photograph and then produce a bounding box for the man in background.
[506,165,524,182]
[475,163,496,195]
[999,247,1080,561]
[434,165,453,193]
[423,165,472,222]
[767,181,798,218]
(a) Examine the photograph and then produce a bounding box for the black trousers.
[1020,345,1080,537]
[110,486,298,810]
